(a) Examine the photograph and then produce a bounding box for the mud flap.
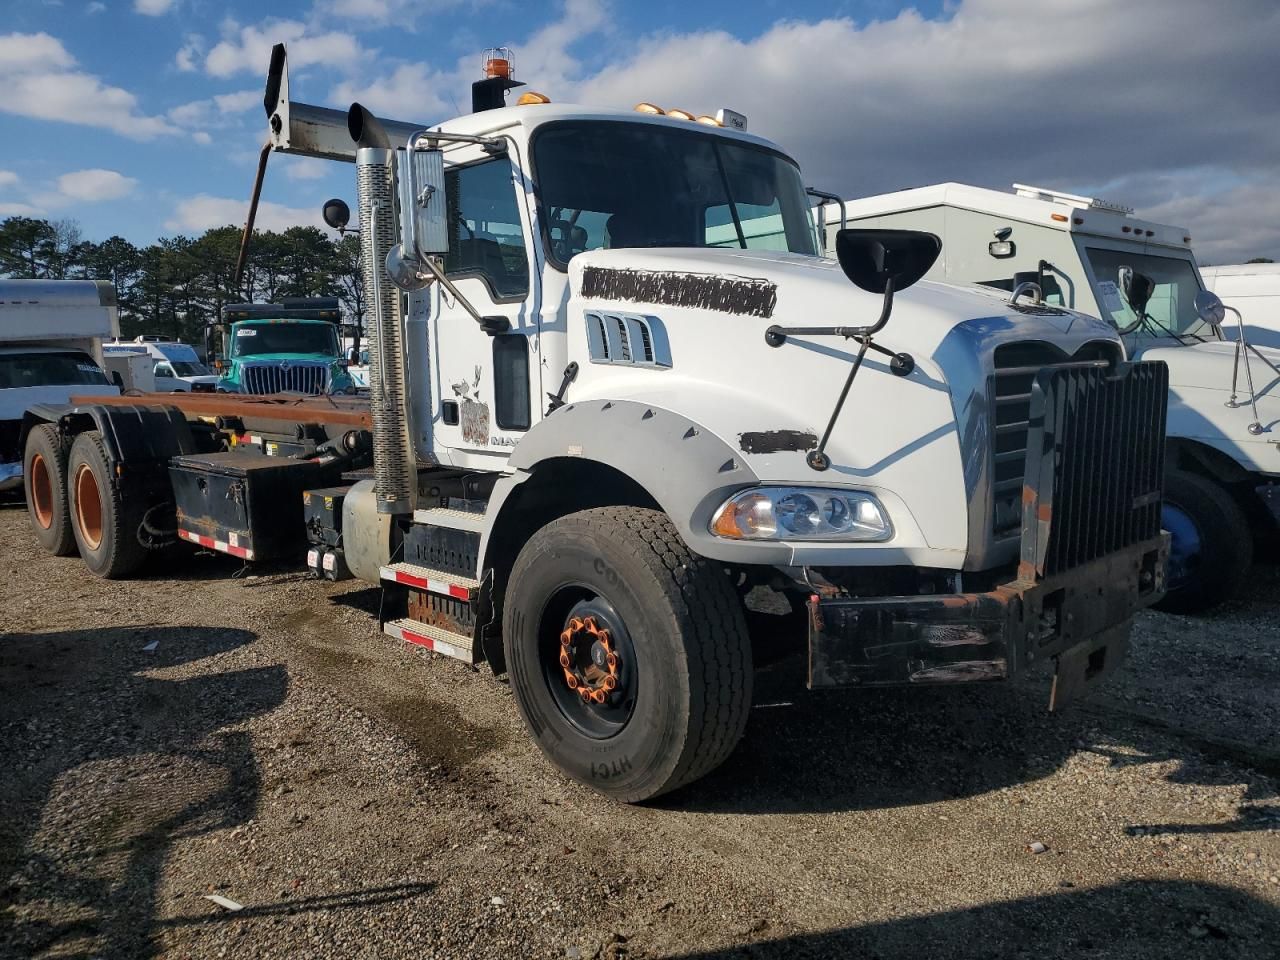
[1048,622,1130,711]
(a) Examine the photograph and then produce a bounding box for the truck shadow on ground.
[0,625,376,959]
[667,879,1279,959]
[666,656,1277,827]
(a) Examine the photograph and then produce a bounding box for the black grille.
[989,342,1119,541]
[241,361,330,395]
[1021,360,1168,578]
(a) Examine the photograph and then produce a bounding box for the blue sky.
[1,0,1277,263]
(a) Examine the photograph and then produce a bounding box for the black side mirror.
[835,228,941,295]
[323,198,351,231]
[1119,267,1156,315]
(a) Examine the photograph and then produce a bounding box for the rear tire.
[503,507,752,802]
[1154,468,1252,614]
[23,424,76,557]
[67,431,148,579]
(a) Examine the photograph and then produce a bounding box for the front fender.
[485,398,781,566]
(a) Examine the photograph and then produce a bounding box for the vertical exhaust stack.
[355,144,416,515]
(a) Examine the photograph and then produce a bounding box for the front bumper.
[807,534,1168,709]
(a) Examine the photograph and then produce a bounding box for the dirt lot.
[1,502,1278,959]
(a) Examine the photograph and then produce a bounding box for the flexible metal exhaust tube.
[356,147,416,515]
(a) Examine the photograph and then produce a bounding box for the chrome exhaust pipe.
[356,147,416,515]
[265,44,424,162]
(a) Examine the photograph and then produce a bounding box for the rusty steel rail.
[70,392,373,430]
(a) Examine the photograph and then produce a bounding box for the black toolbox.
[169,452,339,561]
[302,485,350,547]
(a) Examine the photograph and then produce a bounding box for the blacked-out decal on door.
[580,266,778,319]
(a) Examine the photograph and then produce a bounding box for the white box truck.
[1,280,120,493]
[1201,263,1280,349]
[832,183,1280,612]
[103,339,219,392]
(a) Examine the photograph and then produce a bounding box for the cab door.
[429,148,540,466]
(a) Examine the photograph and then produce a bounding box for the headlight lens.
[711,487,892,541]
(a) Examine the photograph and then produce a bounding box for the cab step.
[383,617,479,665]
[380,561,479,600]
[412,505,486,534]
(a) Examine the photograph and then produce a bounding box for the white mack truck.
[16,47,1169,802]
[834,183,1280,613]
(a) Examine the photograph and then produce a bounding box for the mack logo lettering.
[580,266,777,319]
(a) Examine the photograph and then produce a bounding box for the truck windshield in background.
[532,120,818,265]
[169,361,211,377]
[1081,246,1209,337]
[230,323,340,358]
[0,351,110,389]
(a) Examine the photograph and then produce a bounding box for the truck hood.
[1137,340,1280,396]
[0,383,119,423]
[234,354,340,363]
[572,246,1118,357]
[181,374,221,385]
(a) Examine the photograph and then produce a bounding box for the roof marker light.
[1072,217,1084,225]
[1184,236,1192,244]
[667,109,696,121]
[517,91,551,105]
[1050,213,1068,223]
[1122,225,1132,233]
[696,115,721,126]
[634,102,665,115]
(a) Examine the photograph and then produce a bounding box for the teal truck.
[211,298,356,395]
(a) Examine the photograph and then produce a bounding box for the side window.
[154,361,174,378]
[444,158,529,299]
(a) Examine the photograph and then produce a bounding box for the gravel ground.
[1,501,1278,959]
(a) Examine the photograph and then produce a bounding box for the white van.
[103,339,220,392]
[1201,264,1280,349]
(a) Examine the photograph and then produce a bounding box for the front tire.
[67,431,148,579]
[1154,468,1252,614]
[23,424,77,556]
[503,507,752,802]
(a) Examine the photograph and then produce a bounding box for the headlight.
[710,487,892,541]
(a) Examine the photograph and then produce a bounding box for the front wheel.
[503,507,752,802]
[1154,468,1252,614]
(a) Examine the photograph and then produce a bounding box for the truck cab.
[835,183,1280,610]
[213,298,355,395]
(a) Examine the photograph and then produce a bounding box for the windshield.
[169,361,210,377]
[1082,246,1209,337]
[0,351,110,389]
[230,322,340,358]
[532,120,818,266]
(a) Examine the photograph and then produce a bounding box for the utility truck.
[834,183,1280,612]
[208,298,356,395]
[1,280,119,495]
[103,339,219,392]
[18,46,1169,802]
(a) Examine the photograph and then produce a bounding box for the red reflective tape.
[402,628,435,651]
[447,583,470,600]
[394,570,429,590]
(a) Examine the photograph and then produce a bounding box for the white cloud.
[213,89,260,115]
[134,0,174,15]
[0,170,19,190]
[0,202,46,217]
[87,2,107,14]
[0,32,176,139]
[284,158,330,181]
[54,168,137,201]
[205,19,362,78]
[331,63,448,120]
[175,34,203,72]
[317,0,466,26]
[168,88,259,130]
[192,130,212,145]
[165,194,324,233]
